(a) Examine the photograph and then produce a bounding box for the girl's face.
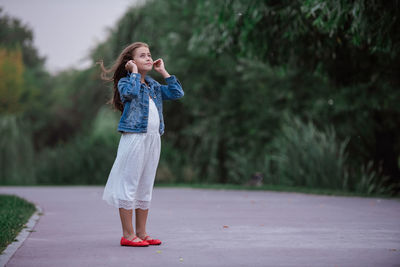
[132,46,153,72]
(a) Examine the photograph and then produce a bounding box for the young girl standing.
[99,42,184,247]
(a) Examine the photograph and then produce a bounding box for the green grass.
[155,182,400,200]
[1,182,399,199]
[2,181,399,201]
[0,194,36,254]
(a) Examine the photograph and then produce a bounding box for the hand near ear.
[153,58,170,78]
[125,60,138,73]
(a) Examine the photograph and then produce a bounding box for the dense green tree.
[0,8,45,68]
[0,8,53,149]
[189,0,400,190]
[0,47,24,113]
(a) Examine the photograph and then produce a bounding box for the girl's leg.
[135,208,149,239]
[119,208,143,241]
[134,134,161,239]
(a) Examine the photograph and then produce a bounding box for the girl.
[99,42,184,247]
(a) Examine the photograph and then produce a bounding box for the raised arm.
[160,75,184,100]
[117,72,142,102]
[153,58,184,100]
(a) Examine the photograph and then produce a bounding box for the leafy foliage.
[0,47,24,113]
[0,115,35,185]
[189,0,400,192]
[0,8,45,68]
[271,115,350,189]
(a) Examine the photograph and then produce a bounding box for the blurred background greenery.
[0,0,399,196]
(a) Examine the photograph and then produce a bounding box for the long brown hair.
[97,42,149,112]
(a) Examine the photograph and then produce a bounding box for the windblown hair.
[97,42,149,112]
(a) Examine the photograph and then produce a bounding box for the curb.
[0,203,43,267]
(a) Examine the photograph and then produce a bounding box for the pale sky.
[0,0,143,74]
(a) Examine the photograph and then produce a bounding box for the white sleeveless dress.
[102,96,161,210]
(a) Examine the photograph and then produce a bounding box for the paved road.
[0,186,399,267]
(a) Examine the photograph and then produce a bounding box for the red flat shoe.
[142,235,162,245]
[120,236,149,247]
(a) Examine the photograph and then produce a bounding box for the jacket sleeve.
[160,75,184,101]
[118,73,142,102]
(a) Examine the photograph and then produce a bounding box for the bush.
[0,115,35,185]
[269,115,350,190]
[355,160,395,195]
[156,133,199,184]
[35,107,120,185]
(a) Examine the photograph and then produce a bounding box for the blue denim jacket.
[117,72,184,135]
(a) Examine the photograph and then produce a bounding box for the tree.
[0,8,45,68]
[190,0,400,190]
[0,46,24,113]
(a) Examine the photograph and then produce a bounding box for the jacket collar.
[144,75,156,86]
[127,72,159,87]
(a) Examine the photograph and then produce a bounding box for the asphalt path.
[0,186,399,267]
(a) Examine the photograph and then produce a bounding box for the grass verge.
[155,183,400,200]
[1,183,399,200]
[0,194,36,254]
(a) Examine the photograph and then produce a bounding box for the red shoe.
[120,236,149,247]
[142,235,162,245]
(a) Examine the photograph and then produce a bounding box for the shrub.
[270,115,349,190]
[0,115,35,185]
